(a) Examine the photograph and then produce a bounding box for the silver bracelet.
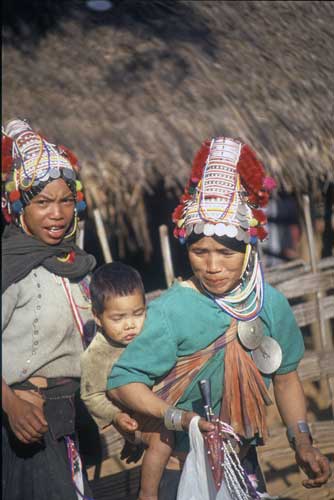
[164,406,184,431]
[286,421,313,450]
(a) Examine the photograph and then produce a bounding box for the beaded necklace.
[200,249,264,321]
[60,277,87,347]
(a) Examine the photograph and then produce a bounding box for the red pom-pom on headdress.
[59,144,80,173]
[256,226,268,241]
[237,145,266,204]
[172,137,276,243]
[2,136,14,181]
[236,144,277,241]
[172,204,185,223]
[237,143,276,212]
[251,209,267,225]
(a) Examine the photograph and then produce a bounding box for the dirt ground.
[258,381,334,499]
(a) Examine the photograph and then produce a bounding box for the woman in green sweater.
[107,137,331,498]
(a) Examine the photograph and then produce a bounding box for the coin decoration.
[251,336,282,374]
[237,318,264,350]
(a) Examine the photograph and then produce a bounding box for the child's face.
[94,290,146,346]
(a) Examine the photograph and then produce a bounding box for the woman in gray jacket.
[2,119,96,500]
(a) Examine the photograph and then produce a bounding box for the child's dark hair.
[90,262,145,315]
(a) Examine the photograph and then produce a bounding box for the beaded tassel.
[218,421,260,499]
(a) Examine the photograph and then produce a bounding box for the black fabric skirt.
[2,378,93,500]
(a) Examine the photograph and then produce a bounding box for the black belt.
[11,378,80,441]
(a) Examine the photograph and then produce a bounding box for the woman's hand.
[5,392,48,444]
[273,371,332,487]
[181,411,215,433]
[295,443,332,488]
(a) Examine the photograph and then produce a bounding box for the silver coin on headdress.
[225,225,238,238]
[235,228,246,241]
[186,224,194,237]
[49,167,61,179]
[204,223,215,236]
[215,223,227,236]
[251,336,282,374]
[238,318,264,350]
[194,222,205,234]
[63,168,75,180]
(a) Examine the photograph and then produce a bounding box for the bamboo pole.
[159,225,175,288]
[302,195,332,350]
[93,208,113,263]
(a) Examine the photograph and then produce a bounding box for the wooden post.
[303,195,334,416]
[302,195,332,350]
[93,208,113,263]
[159,225,175,288]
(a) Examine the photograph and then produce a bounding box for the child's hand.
[114,412,138,433]
[120,441,145,464]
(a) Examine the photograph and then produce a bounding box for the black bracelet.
[286,421,313,451]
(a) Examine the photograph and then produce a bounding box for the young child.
[80,262,173,500]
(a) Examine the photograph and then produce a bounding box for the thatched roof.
[3,0,333,257]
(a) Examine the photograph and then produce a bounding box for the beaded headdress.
[172,137,276,321]
[2,119,86,224]
[172,136,276,246]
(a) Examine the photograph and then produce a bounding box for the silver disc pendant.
[238,319,264,350]
[251,337,282,374]
[49,167,61,179]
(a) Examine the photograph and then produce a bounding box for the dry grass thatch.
[3,0,334,256]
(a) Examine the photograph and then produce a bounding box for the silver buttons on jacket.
[31,271,42,358]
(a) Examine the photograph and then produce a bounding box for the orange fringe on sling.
[154,318,272,441]
[220,321,272,440]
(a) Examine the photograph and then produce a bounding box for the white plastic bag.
[177,416,234,500]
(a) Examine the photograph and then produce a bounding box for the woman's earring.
[64,209,78,240]
[240,243,252,278]
[19,212,32,235]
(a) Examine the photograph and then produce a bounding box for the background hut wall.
[3,0,334,290]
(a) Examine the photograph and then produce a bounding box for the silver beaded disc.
[215,223,227,236]
[194,222,205,234]
[251,336,283,374]
[238,318,264,350]
[225,225,238,238]
[204,223,215,236]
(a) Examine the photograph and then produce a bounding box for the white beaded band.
[164,406,185,431]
